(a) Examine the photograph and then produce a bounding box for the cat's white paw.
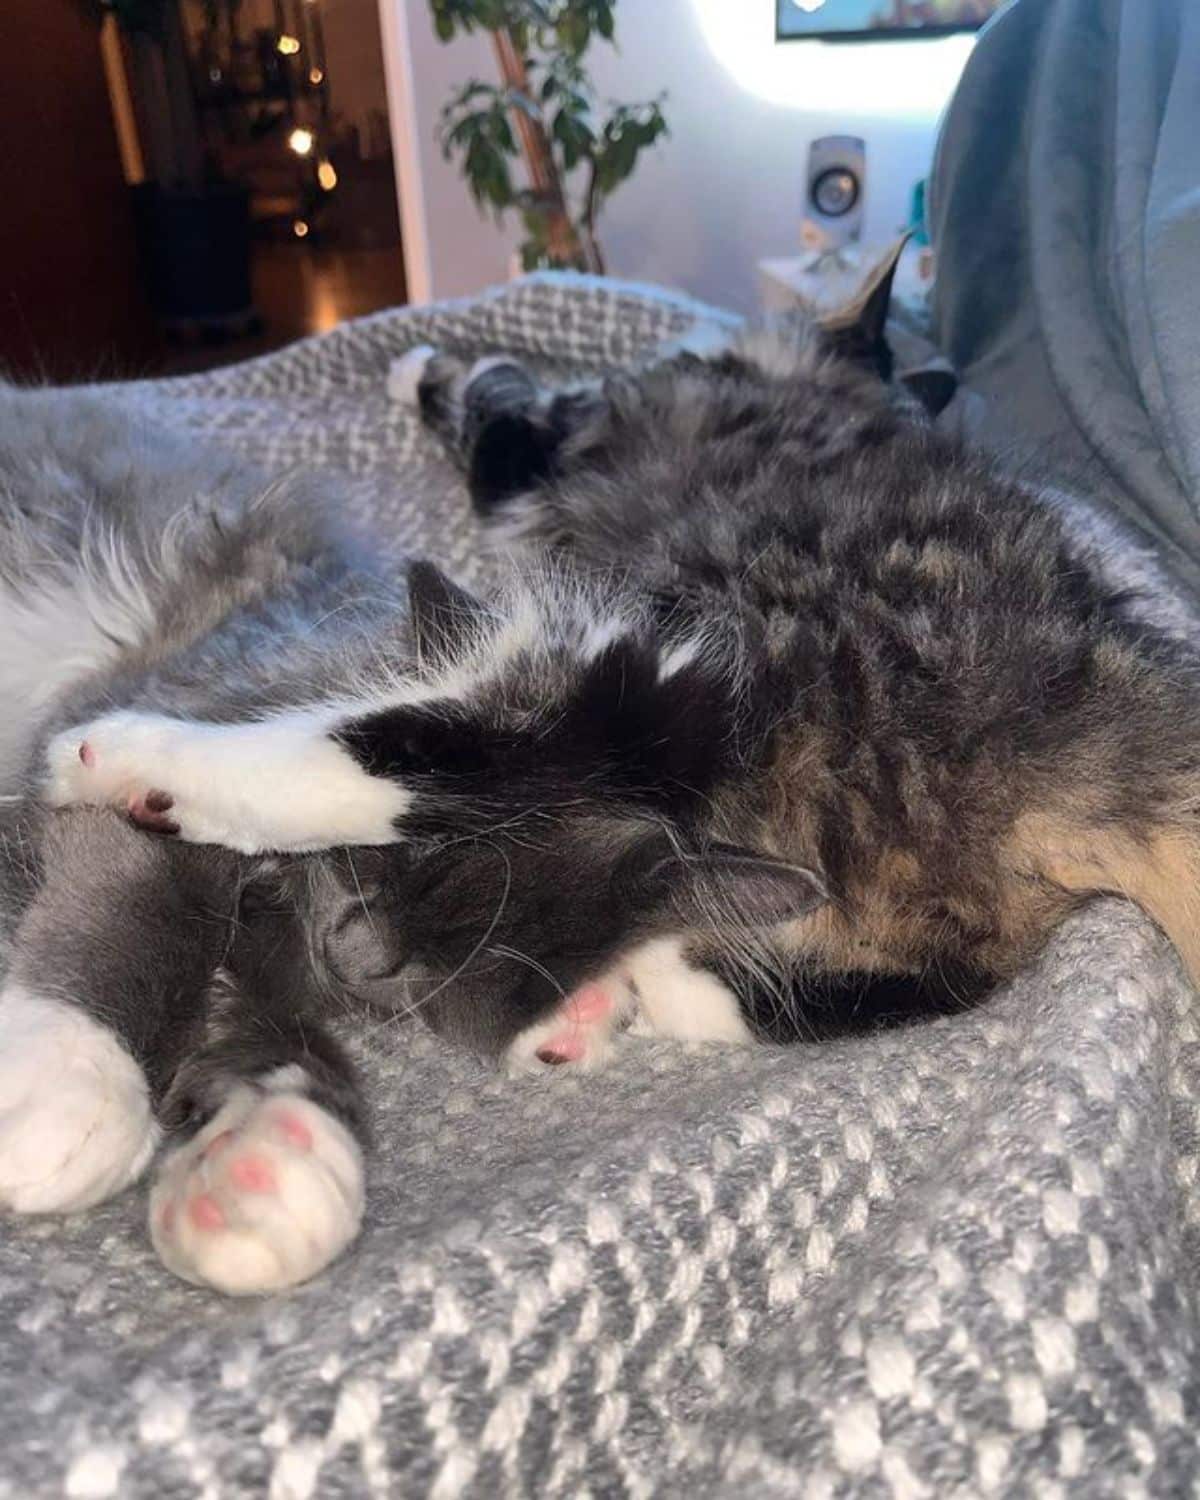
[150,1087,364,1295]
[622,937,752,1045]
[504,942,752,1077]
[45,712,185,829]
[504,982,632,1075]
[44,708,410,855]
[0,987,159,1213]
[386,344,436,406]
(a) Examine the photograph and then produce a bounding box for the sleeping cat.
[9,243,1200,1295]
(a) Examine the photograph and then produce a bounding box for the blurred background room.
[1,0,1002,380]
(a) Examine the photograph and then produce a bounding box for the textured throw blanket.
[2,277,1198,1499]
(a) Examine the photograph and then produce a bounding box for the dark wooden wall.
[1,1,159,380]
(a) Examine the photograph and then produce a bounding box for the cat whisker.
[484,943,567,1001]
[372,841,516,1034]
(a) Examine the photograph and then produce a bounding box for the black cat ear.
[899,361,958,418]
[469,412,557,513]
[406,560,486,663]
[649,845,828,931]
[819,232,911,350]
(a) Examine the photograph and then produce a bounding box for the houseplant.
[429,0,667,273]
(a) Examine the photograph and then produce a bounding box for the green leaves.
[428,0,668,269]
[432,0,616,56]
[439,85,517,211]
[551,107,594,171]
[430,0,521,40]
[591,97,668,200]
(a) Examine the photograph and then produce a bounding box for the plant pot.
[132,181,255,331]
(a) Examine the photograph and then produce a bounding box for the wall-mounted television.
[776,0,1006,43]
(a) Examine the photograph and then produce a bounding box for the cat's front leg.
[504,939,752,1075]
[44,708,411,855]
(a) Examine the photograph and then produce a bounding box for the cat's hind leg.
[0,986,161,1213]
[150,888,366,1294]
[0,810,234,1213]
[151,1077,363,1296]
[395,344,599,525]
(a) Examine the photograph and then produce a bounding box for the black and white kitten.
[15,242,1200,1294]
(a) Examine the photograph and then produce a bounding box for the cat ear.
[649,845,828,931]
[899,360,958,418]
[819,232,911,350]
[406,560,486,663]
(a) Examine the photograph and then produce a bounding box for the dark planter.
[132,181,254,328]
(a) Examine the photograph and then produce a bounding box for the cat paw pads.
[150,1090,364,1295]
[126,789,179,835]
[505,983,625,1074]
[45,713,178,818]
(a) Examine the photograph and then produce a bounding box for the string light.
[276,34,301,55]
[288,127,315,156]
[309,66,324,84]
[317,160,338,191]
[293,219,310,238]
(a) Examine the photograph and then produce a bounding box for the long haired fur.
[8,250,1200,1289]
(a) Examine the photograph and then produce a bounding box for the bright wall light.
[691,0,974,118]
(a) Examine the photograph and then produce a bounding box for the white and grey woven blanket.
[2,277,1197,1499]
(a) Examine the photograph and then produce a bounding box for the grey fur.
[10,268,1200,1291]
[0,384,410,1132]
[0,276,1196,1497]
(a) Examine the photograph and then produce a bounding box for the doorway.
[0,0,408,381]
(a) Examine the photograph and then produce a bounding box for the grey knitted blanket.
[2,277,1197,1499]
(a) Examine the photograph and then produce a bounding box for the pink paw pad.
[536,1034,587,1066]
[273,1112,313,1151]
[203,1130,234,1159]
[532,984,617,1065]
[78,741,95,768]
[565,984,613,1025]
[127,789,179,836]
[228,1155,276,1193]
[188,1193,226,1231]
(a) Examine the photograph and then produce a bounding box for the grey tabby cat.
[8,244,1200,1295]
